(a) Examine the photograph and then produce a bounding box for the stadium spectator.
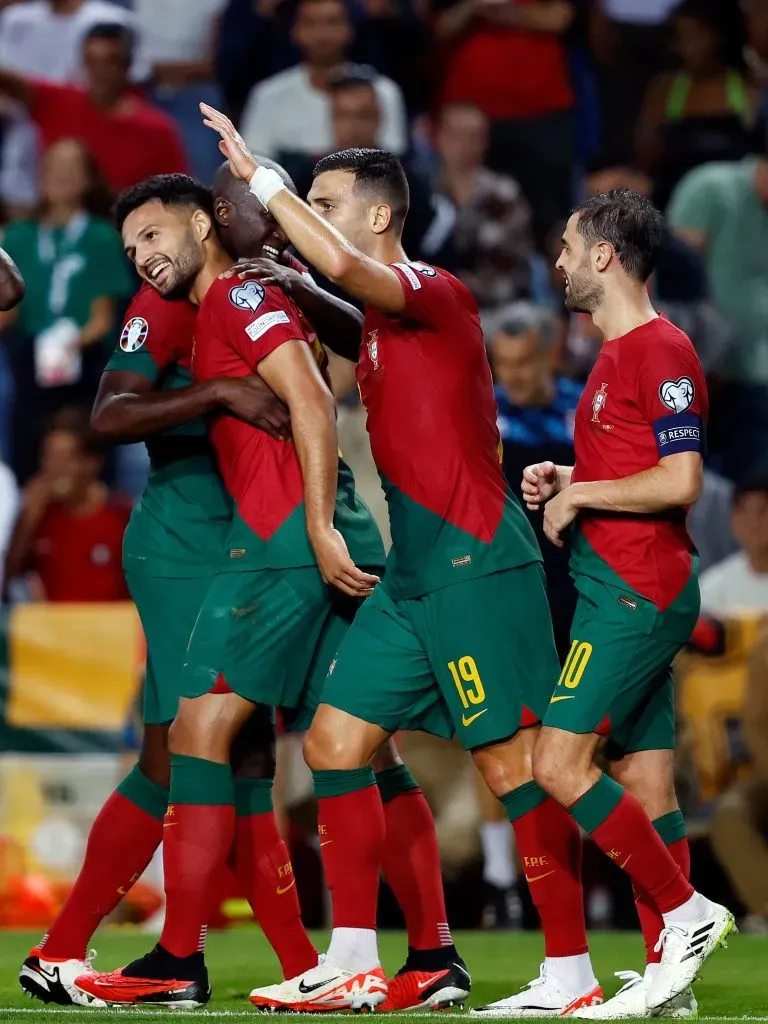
[698,475,768,618]
[0,459,18,599]
[0,22,187,196]
[710,621,768,933]
[667,149,768,482]
[435,0,575,240]
[0,0,147,212]
[135,0,226,183]
[434,102,534,311]
[687,470,739,576]
[5,407,130,602]
[1,137,133,482]
[588,0,678,161]
[238,0,407,172]
[636,0,755,210]
[487,301,580,659]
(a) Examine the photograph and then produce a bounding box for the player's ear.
[371,203,392,235]
[594,240,613,273]
[192,208,214,243]
[213,197,231,227]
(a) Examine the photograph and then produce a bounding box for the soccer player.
[516,190,733,1016]
[200,110,598,1015]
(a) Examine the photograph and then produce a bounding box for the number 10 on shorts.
[556,640,593,690]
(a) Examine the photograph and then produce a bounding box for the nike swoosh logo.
[276,880,296,895]
[35,966,60,984]
[525,869,556,883]
[550,695,575,703]
[417,972,447,990]
[299,976,340,994]
[462,709,488,727]
[620,854,631,869]
[319,840,333,847]
[163,822,178,827]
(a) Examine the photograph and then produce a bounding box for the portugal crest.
[591,382,608,423]
[367,328,380,370]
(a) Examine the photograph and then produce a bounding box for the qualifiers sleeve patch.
[392,261,421,291]
[246,310,291,341]
[229,280,265,311]
[658,376,695,413]
[653,412,704,456]
[120,316,149,352]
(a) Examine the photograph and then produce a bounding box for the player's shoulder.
[626,316,699,360]
[120,283,196,354]
[209,273,293,315]
[393,260,474,303]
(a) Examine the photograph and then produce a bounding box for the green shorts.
[182,567,333,708]
[126,572,213,725]
[543,578,694,757]
[322,564,560,751]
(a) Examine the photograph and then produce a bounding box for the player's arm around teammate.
[0,244,24,310]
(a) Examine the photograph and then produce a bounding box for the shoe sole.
[650,914,737,1011]
[250,995,387,1014]
[19,969,105,1008]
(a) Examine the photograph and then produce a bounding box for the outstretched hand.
[200,102,259,182]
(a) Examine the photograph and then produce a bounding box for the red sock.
[635,837,691,963]
[318,788,385,929]
[382,788,451,949]
[160,803,235,958]
[233,812,318,978]
[513,797,588,956]
[42,792,163,960]
[590,794,694,912]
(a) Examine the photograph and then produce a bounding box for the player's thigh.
[182,567,330,707]
[543,594,681,747]
[126,571,212,726]
[231,704,276,779]
[421,564,561,751]
[320,586,452,739]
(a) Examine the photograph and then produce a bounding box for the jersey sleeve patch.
[246,310,291,341]
[119,316,149,352]
[658,376,695,414]
[229,280,265,311]
[653,412,704,456]
[392,261,421,291]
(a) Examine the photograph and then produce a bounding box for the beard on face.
[154,229,205,299]
[563,263,604,315]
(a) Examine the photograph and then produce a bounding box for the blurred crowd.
[1,0,768,931]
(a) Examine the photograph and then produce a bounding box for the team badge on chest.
[367,329,380,370]
[591,382,613,431]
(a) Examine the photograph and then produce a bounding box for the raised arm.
[201,103,407,314]
[257,339,379,596]
[0,245,24,310]
[92,369,290,443]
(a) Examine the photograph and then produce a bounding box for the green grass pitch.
[0,928,761,1023]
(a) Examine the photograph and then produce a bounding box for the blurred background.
[1,0,768,941]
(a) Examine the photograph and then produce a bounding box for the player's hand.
[230,257,306,298]
[309,526,380,598]
[542,488,578,549]
[521,461,559,511]
[200,102,259,182]
[215,376,291,440]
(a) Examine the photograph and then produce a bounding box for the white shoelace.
[612,970,643,994]
[653,924,688,955]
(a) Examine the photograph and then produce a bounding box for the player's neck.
[592,289,658,343]
[368,237,406,267]
[189,250,234,306]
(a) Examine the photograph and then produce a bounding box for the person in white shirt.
[238,0,407,164]
[699,475,768,617]
[0,0,147,210]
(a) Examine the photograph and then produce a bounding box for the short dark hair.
[112,174,213,232]
[734,473,768,503]
[46,406,103,458]
[328,63,378,95]
[83,21,135,61]
[312,147,409,230]
[572,189,663,283]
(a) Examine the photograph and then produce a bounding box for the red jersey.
[29,81,187,192]
[192,275,383,572]
[571,317,708,610]
[359,260,540,599]
[33,501,131,602]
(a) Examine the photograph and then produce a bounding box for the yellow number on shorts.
[448,656,486,708]
[557,640,593,690]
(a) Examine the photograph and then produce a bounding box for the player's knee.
[303,725,364,772]
[531,740,563,798]
[370,738,401,773]
[138,724,171,788]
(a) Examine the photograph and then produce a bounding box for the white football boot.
[647,899,735,1010]
[569,970,698,1019]
[471,963,603,1017]
[249,959,387,1012]
[19,948,106,1007]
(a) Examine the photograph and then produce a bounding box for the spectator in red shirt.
[5,406,130,602]
[0,22,187,195]
[435,0,575,241]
